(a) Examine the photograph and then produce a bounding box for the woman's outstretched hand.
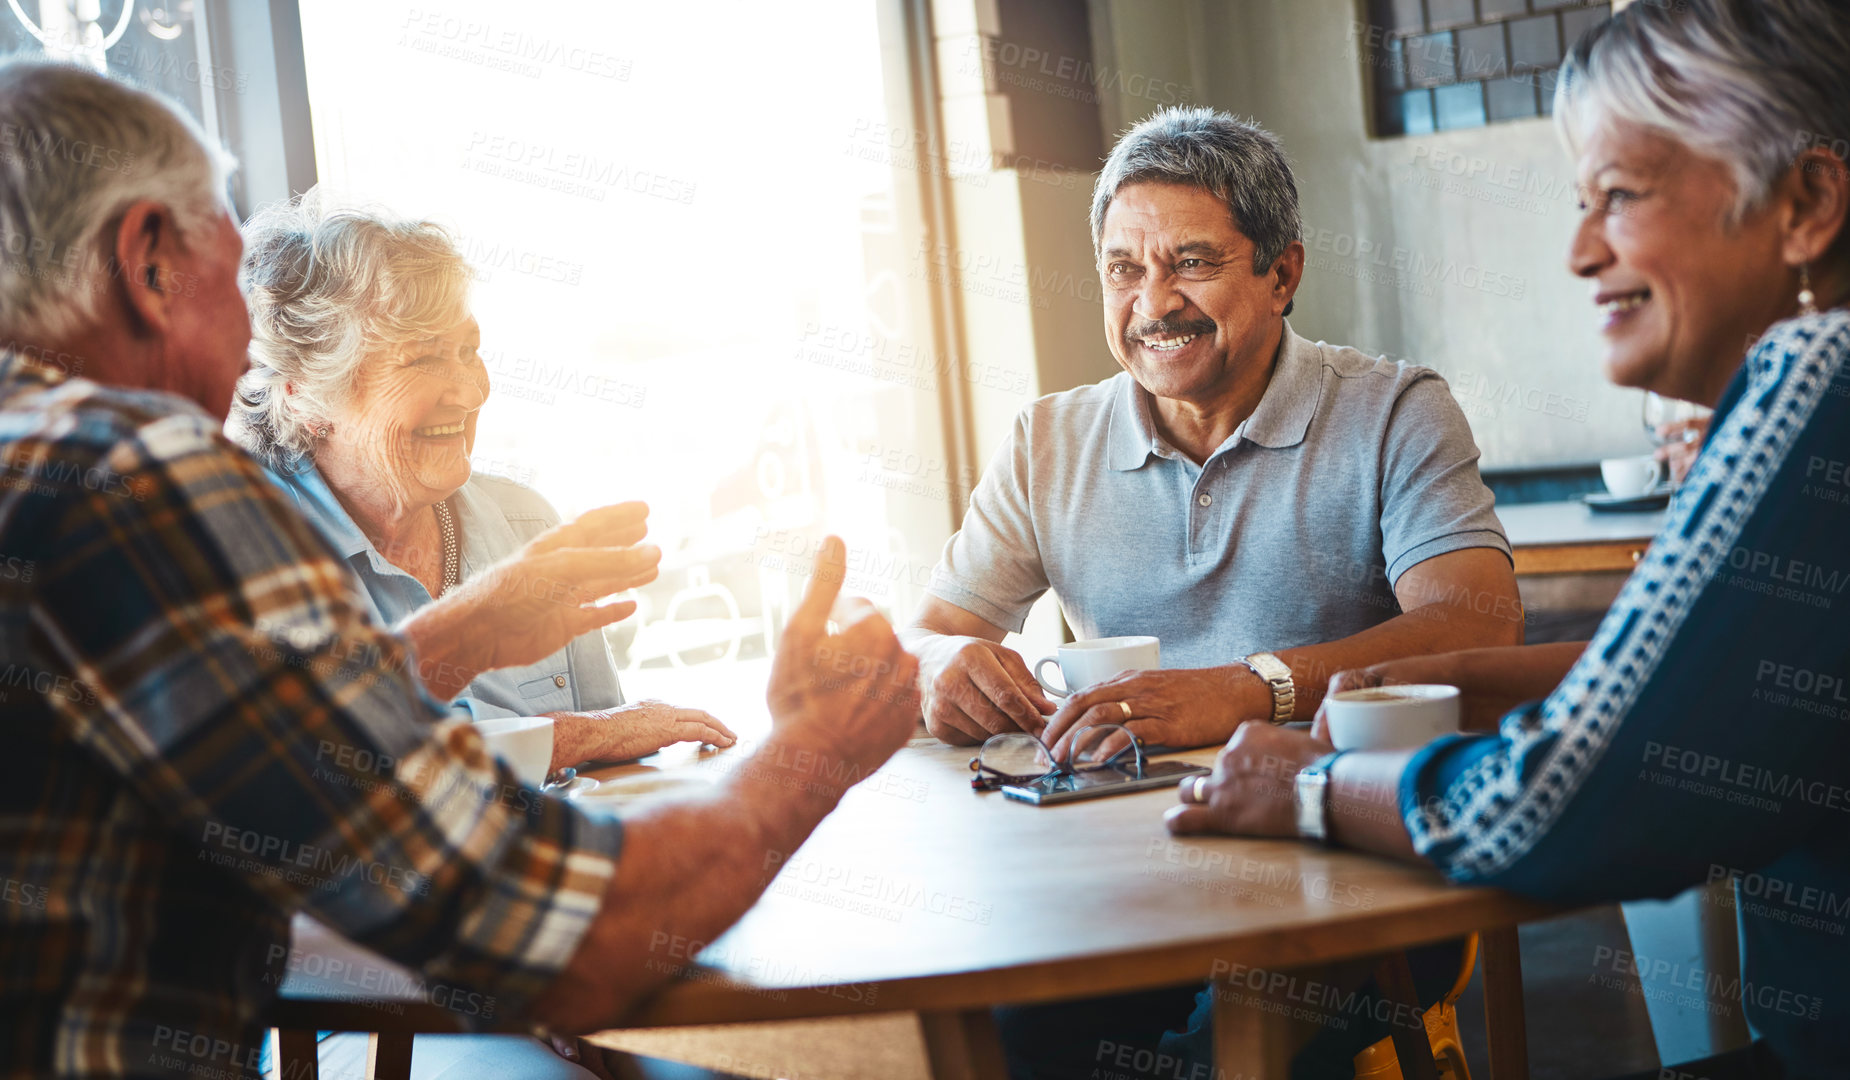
[400,502,662,700]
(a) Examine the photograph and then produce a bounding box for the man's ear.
[1272,239,1306,319]
[112,199,181,335]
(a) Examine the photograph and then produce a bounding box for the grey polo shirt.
[926,323,1511,670]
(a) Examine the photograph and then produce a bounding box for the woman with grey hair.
[1173,1,1850,1075]
[231,195,736,778]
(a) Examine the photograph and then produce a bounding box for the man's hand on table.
[401,501,662,699]
[1163,720,1332,838]
[1042,665,1268,759]
[1167,675,1432,857]
[920,637,1056,746]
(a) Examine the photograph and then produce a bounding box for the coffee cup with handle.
[1322,684,1461,751]
[1601,455,1665,498]
[1033,636,1161,698]
[471,715,554,786]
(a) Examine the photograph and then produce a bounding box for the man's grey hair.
[230,191,474,472]
[1089,107,1302,275]
[1558,0,1850,238]
[0,58,235,342]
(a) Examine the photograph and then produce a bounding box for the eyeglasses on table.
[967,723,1146,792]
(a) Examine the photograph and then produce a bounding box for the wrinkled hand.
[1654,417,1709,484]
[766,537,921,783]
[556,701,737,766]
[438,501,661,675]
[921,638,1055,745]
[1163,721,1332,838]
[1042,666,1262,761]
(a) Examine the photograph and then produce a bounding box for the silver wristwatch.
[1295,751,1347,843]
[1241,651,1296,724]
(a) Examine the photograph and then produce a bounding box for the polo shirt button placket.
[1188,484,1211,563]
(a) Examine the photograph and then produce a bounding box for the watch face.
[1247,652,1290,681]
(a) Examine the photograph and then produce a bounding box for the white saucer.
[1582,488,1672,512]
[548,776,599,799]
[573,773,715,807]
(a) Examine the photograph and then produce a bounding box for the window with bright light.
[297,0,954,713]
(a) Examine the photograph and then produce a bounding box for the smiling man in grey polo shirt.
[901,103,1524,1079]
[905,106,1521,756]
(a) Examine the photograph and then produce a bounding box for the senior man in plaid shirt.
[0,60,920,1079]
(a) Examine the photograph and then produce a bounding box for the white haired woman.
[1174,1,1850,1077]
[230,196,736,776]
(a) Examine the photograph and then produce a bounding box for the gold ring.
[1186,775,1209,804]
[1118,701,1133,720]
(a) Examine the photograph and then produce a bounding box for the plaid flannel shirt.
[0,354,624,1079]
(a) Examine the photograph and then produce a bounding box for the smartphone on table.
[1001,759,1209,805]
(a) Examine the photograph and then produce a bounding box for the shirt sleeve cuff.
[1386,529,1513,587]
[425,797,625,1026]
[924,579,1031,634]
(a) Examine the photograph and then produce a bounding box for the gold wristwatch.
[1240,651,1296,724]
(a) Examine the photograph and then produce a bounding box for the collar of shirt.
[266,458,520,613]
[1105,319,1321,471]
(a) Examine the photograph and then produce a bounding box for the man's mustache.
[1124,318,1215,345]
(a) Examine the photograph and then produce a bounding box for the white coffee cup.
[1033,636,1160,697]
[1601,455,1664,498]
[1322,685,1462,752]
[471,715,554,786]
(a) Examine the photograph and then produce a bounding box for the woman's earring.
[1799,264,1819,317]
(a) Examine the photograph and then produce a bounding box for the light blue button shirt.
[265,460,626,721]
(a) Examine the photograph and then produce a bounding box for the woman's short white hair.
[1557,0,1850,239]
[230,191,474,471]
[0,58,235,342]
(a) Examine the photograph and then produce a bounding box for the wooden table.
[1499,499,1665,575]
[280,727,1564,1079]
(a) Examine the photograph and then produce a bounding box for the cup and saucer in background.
[470,716,598,797]
[1583,455,1673,513]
